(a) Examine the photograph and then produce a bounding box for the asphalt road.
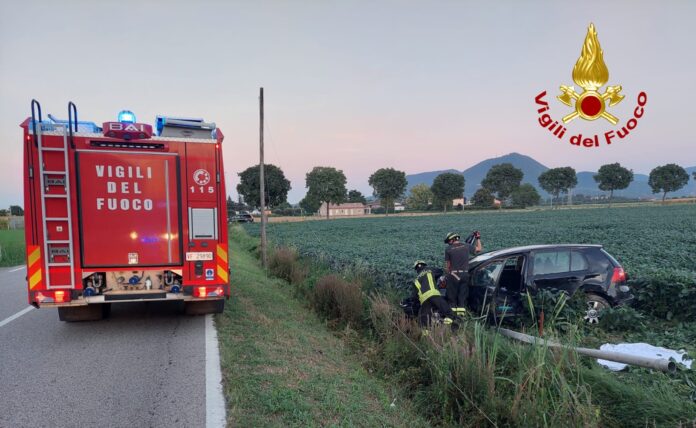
[0,266,219,428]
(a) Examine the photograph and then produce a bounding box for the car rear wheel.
[584,293,609,324]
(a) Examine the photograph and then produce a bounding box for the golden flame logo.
[557,24,624,124]
[572,24,608,91]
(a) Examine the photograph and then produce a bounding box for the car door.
[468,259,505,314]
[529,249,575,294]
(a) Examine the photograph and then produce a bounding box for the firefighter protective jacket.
[412,268,444,304]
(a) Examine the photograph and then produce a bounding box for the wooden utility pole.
[259,87,268,268]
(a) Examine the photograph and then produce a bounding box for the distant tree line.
[232,162,694,218]
[0,206,23,217]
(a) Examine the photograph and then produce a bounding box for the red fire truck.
[22,100,230,321]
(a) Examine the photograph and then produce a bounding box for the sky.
[1,0,695,206]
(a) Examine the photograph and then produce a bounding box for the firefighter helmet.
[413,260,427,270]
[444,232,460,243]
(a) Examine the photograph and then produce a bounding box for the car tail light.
[611,267,626,284]
[35,290,72,304]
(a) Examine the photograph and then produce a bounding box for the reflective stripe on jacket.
[414,270,441,304]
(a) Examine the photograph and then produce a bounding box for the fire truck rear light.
[194,286,224,297]
[35,290,71,304]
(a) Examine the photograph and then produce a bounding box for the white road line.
[205,314,226,428]
[0,306,34,328]
[8,265,27,273]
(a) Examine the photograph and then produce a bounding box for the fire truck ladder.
[32,100,76,289]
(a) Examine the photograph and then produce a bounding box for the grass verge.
[216,227,427,427]
[0,229,25,267]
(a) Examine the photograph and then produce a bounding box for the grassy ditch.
[216,227,428,427]
[240,227,696,427]
[0,229,25,267]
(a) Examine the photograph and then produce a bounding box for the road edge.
[205,313,226,428]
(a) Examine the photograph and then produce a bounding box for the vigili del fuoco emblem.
[557,24,624,125]
[534,23,647,148]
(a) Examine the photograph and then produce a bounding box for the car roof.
[471,244,603,263]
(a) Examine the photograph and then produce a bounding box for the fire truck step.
[43,170,67,174]
[44,194,68,198]
[104,292,167,301]
[47,240,70,244]
[48,262,72,266]
[40,148,67,152]
[45,217,69,221]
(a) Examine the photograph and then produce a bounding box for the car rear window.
[600,249,621,267]
[532,250,570,275]
[571,251,589,271]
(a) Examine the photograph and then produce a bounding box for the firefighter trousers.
[419,296,456,328]
[446,272,469,316]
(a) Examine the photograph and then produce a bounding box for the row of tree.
[0,206,24,216]
[471,162,693,209]
[236,164,405,218]
[234,162,696,216]
[299,167,411,218]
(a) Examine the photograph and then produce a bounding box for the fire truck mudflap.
[22,102,230,321]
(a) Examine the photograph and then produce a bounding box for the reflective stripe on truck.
[28,245,43,289]
[216,243,228,283]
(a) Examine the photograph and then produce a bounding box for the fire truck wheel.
[58,305,104,322]
[184,299,225,315]
[102,303,112,319]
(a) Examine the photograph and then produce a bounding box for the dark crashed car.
[467,244,633,323]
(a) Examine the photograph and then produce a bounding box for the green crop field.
[248,204,696,287]
[248,204,696,340]
[0,229,25,267]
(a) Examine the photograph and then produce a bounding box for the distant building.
[318,202,370,217]
[8,216,24,229]
[366,200,381,211]
[250,209,272,216]
[452,198,465,207]
[394,202,405,212]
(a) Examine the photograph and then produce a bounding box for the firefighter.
[444,231,483,317]
[411,260,456,330]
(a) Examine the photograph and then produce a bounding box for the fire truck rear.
[22,100,230,321]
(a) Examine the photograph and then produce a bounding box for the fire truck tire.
[102,303,112,319]
[184,299,225,315]
[58,305,104,322]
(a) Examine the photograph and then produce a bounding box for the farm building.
[366,200,381,211]
[318,202,370,217]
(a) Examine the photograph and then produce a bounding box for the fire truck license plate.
[186,252,213,261]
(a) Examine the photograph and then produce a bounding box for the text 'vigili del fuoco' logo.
[534,23,647,148]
